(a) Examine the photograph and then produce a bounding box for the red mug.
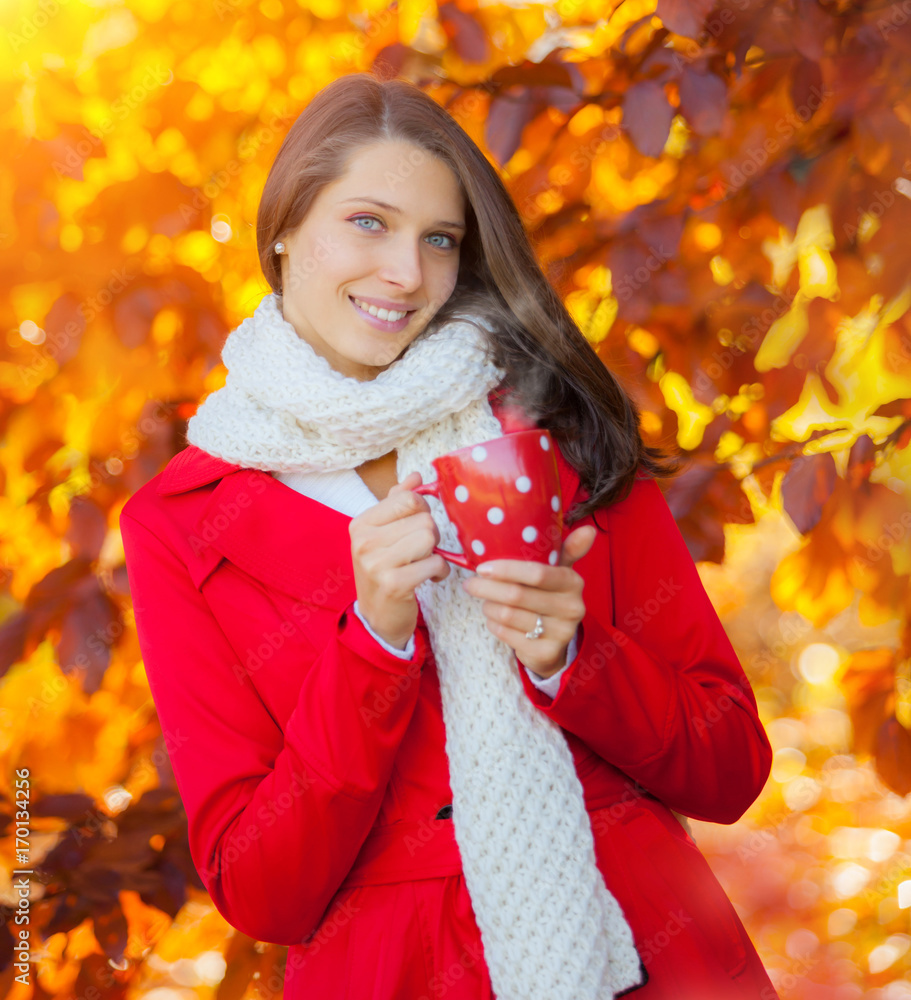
[411,428,564,571]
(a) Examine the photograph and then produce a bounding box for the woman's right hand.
[349,471,451,650]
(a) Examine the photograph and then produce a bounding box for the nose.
[376,235,425,291]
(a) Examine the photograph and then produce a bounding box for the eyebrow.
[340,197,467,231]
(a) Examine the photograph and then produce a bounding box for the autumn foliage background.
[1,0,911,995]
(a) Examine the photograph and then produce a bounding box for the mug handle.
[411,481,475,571]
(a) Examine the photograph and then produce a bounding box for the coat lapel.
[196,467,357,610]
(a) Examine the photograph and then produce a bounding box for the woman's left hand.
[460,524,598,679]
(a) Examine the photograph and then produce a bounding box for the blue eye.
[349,215,459,250]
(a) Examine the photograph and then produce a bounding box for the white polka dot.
[471,446,487,462]
[548,550,558,565]
[455,484,469,502]
[539,434,550,451]
[487,507,504,524]
[515,475,532,493]
[471,539,486,555]
[551,495,560,512]
[522,526,537,543]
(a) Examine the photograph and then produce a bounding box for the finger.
[474,557,570,590]
[359,475,426,526]
[559,525,597,569]
[429,556,451,582]
[464,578,580,620]
[388,470,422,495]
[380,552,450,597]
[377,516,444,567]
[360,510,438,554]
[482,615,571,662]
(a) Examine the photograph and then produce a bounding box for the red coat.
[120,391,778,1000]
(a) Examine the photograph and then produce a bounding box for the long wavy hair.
[256,72,680,527]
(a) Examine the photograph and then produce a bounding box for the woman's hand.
[350,471,450,650]
[460,525,598,678]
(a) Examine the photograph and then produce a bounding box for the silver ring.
[525,615,545,640]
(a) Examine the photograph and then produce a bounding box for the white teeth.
[352,297,408,322]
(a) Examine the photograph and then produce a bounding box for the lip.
[349,295,415,333]
[350,293,418,311]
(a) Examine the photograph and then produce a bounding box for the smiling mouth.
[348,295,416,322]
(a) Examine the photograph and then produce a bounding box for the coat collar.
[155,389,581,607]
[156,443,242,495]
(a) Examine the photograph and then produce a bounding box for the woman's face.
[278,140,467,382]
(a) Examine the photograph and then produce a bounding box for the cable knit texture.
[186,291,643,998]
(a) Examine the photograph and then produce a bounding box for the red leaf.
[491,61,581,90]
[73,953,128,1000]
[623,80,674,158]
[847,434,876,488]
[44,892,92,937]
[534,85,583,116]
[679,68,728,136]
[57,587,121,695]
[438,3,490,63]
[0,611,29,680]
[663,457,754,563]
[485,89,535,167]
[875,716,911,796]
[91,902,129,964]
[33,794,95,821]
[24,555,94,621]
[790,57,824,119]
[781,453,837,534]
[66,496,108,561]
[114,286,159,349]
[372,43,409,79]
[656,0,716,39]
[793,0,832,61]
[44,293,87,367]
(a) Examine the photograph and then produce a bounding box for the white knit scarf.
[186,291,643,998]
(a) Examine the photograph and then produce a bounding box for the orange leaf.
[874,716,911,796]
[838,648,895,757]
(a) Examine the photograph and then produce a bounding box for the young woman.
[120,72,778,1000]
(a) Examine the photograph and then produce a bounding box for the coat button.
[435,804,453,820]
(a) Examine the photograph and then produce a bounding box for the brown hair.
[256,71,680,526]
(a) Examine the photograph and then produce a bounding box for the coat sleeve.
[120,509,428,946]
[515,477,772,825]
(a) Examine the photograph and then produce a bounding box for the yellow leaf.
[710,255,735,285]
[761,225,797,289]
[664,115,691,158]
[771,539,855,626]
[771,371,905,443]
[754,293,809,371]
[659,371,714,449]
[798,245,838,299]
[826,287,911,407]
[586,296,618,344]
[715,430,744,462]
[627,325,659,357]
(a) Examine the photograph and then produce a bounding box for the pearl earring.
[274,241,285,254]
